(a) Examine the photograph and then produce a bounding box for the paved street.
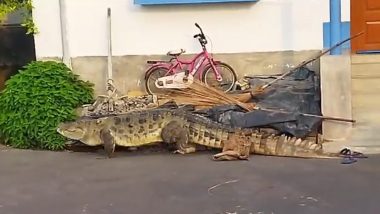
[0,147,379,214]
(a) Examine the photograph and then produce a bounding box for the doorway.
[351,0,380,53]
[0,10,36,90]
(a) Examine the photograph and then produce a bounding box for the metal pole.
[59,0,72,69]
[330,0,342,55]
[106,7,115,113]
[107,8,113,82]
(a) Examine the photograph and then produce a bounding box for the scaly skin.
[57,108,342,160]
[211,130,340,161]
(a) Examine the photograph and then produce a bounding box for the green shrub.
[0,61,94,150]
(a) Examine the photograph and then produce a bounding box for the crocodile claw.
[213,151,249,161]
[173,149,186,155]
[173,147,196,155]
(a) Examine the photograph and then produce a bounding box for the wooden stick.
[300,113,356,123]
[257,31,364,91]
[256,107,356,123]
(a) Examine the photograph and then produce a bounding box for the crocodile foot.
[174,129,196,155]
[213,130,251,161]
[213,151,249,161]
[174,146,196,154]
[161,120,197,155]
[100,128,116,158]
[174,130,197,155]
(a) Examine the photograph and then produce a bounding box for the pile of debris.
[209,67,321,137]
[78,7,159,118]
[159,66,323,138]
[80,94,158,117]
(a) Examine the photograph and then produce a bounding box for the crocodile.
[56,107,355,160]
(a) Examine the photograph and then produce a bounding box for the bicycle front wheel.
[201,62,237,92]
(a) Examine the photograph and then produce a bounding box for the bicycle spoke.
[202,63,236,92]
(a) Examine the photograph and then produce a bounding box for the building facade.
[31,0,380,154]
[31,0,351,94]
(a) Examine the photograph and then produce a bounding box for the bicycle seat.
[167,49,185,56]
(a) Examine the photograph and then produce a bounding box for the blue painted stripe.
[135,0,258,5]
[323,21,350,49]
[329,0,342,55]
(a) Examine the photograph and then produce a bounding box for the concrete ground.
[0,147,379,214]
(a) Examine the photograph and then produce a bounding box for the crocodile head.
[57,120,87,140]
[57,117,108,146]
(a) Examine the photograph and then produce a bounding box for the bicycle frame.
[145,23,225,82]
[146,48,223,81]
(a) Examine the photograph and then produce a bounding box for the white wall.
[32,0,351,58]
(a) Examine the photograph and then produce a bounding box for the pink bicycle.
[144,23,237,95]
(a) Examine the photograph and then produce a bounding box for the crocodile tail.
[249,133,341,159]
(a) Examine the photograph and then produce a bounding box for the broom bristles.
[157,79,256,111]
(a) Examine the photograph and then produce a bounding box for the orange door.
[351,0,380,53]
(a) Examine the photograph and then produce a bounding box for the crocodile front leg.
[213,132,251,161]
[161,121,196,154]
[100,128,116,158]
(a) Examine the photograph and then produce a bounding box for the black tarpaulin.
[196,67,322,138]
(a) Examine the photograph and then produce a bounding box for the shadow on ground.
[0,147,379,214]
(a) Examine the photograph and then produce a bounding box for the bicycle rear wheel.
[201,62,237,92]
[145,67,170,95]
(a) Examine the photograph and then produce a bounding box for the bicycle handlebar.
[193,34,201,38]
[194,23,205,37]
[193,23,207,46]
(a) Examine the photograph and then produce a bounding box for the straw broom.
[157,79,256,111]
